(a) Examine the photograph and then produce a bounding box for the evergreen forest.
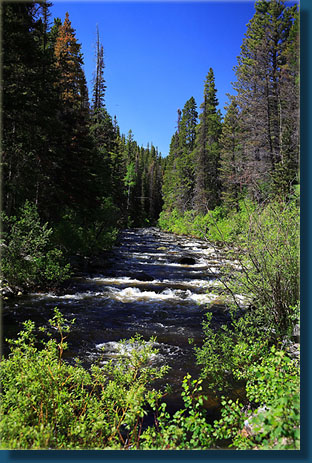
[1,0,300,451]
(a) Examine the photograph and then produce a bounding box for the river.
[2,227,241,417]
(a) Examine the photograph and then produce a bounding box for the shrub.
[212,345,300,450]
[158,200,255,244]
[0,201,71,290]
[53,197,120,256]
[141,374,214,450]
[0,309,170,450]
[193,311,300,450]
[220,199,300,338]
[193,311,271,394]
[157,197,300,450]
[0,308,300,450]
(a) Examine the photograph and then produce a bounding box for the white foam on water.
[201,248,219,257]
[85,276,161,286]
[188,292,220,304]
[30,280,224,306]
[107,287,183,303]
[161,278,215,289]
[86,276,220,291]
[106,286,222,306]
[127,252,169,259]
[95,340,159,362]
[29,291,104,301]
[95,339,182,362]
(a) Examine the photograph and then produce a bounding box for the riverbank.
[1,226,300,450]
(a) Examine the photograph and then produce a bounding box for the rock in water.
[178,256,196,265]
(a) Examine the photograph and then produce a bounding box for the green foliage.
[194,310,271,394]
[212,397,245,442]
[141,373,214,449]
[211,345,300,450]
[123,162,137,190]
[243,345,299,405]
[158,199,255,243]
[2,3,58,218]
[0,310,170,450]
[158,209,197,236]
[192,308,300,450]
[2,2,164,261]
[0,201,71,289]
[158,196,299,450]
[171,97,198,213]
[232,0,299,200]
[219,97,245,210]
[193,68,222,214]
[1,0,300,452]
[222,199,300,337]
[0,306,300,450]
[53,198,120,256]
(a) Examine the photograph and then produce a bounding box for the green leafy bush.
[0,309,170,450]
[53,197,120,256]
[0,308,300,450]
[141,374,214,449]
[0,201,71,290]
[158,200,255,243]
[193,311,300,450]
[193,310,271,394]
[211,345,300,450]
[158,198,299,450]
[220,199,300,338]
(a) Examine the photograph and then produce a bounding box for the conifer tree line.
[162,0,299,215]
[1,0,299,260]
[2,2,163,256]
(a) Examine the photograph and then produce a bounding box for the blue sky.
[50,1,257,156]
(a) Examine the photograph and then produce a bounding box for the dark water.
[2,228,241,415]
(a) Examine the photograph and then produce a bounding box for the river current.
[3,228,241,414]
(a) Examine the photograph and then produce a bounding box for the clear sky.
[50,1,257,156]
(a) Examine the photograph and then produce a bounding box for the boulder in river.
[178,256,196,265]
[132,272,154,281]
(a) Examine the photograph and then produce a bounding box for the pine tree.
[90,25,114,152]
[110,121,127,212]
[161,110,182,212]
[219,97,245,210]
[175,97,198,212]
[89,26,116,199]
[2,2,165,243]
[53,12,98,214]
[138,147,149,222]
[2,2,62,218]
[54,12,85,108]
[272,6,299,197]
[34,3,66,218]
[134,144,163,225]
[233,0,299,200]
[92,25,107,114]
[193,68,222,214]
[122,130,137,220]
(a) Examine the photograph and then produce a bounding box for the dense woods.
[2,2,163,273]
[161,0,299,215]
[1,0,300,451]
